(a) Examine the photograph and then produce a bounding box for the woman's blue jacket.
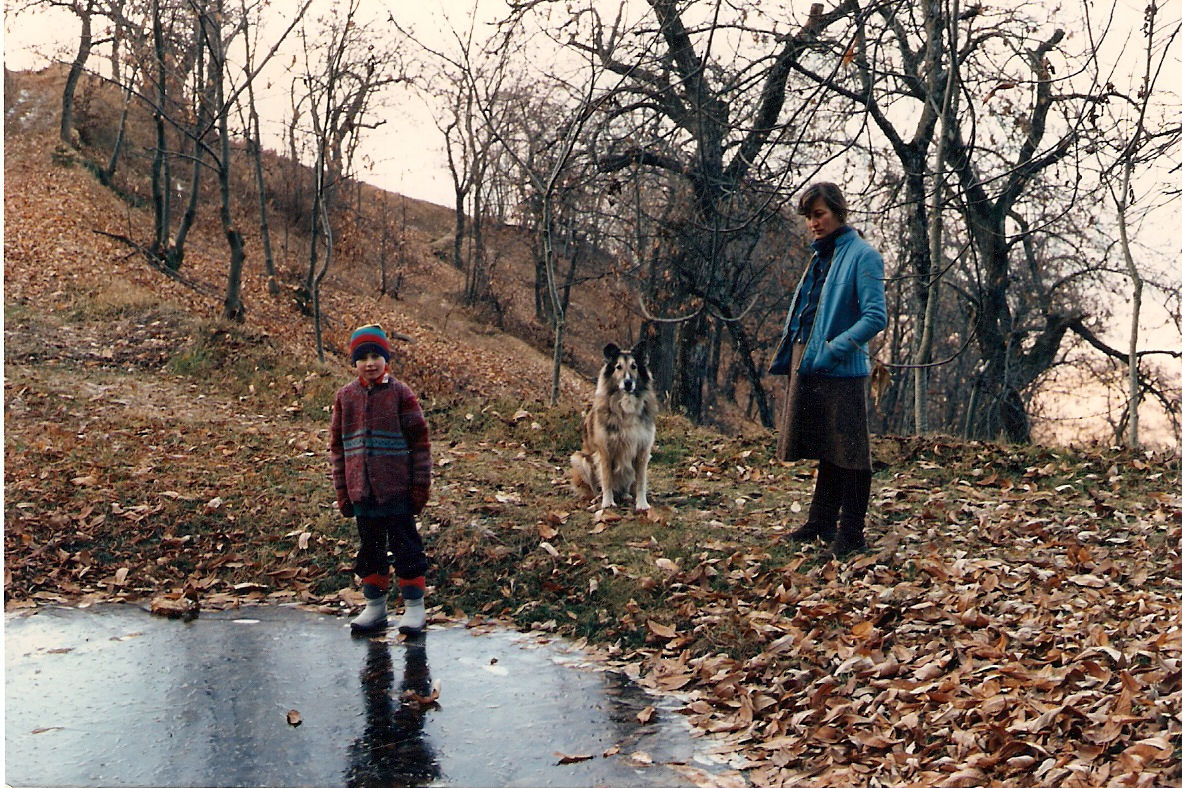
[768,228,887,378]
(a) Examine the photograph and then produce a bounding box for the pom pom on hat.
[350,324,391,363]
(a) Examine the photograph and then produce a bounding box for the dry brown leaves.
[622,452,1182,787]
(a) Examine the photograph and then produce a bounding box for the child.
[330,324,432,634]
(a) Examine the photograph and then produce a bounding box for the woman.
[768,182,887,558]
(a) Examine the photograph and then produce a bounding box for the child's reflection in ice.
[345,637,439,788]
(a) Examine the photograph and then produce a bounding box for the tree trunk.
[915,0,960,435]
[452,190,467,273]
[723,313,773,428]
[534,217,550,322]
[61,0,97,147]
[212,0,246,322]
[149,0,170,256]
[465,180,487,304]
[243,24,280,296]
[103,85,132,183]
[540,193,566,406]
[171,11,210,271]
[312,176,334,363]
[672,312,709,421]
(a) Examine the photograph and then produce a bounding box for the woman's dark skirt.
[775,342,872,471]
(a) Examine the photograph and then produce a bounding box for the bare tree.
[786,1,1135,442]
[404,13,511,309]
[1094,3,1182,446]
[100,0,140,185]
[293,0,407,360]
[196,0,248,320]
[147,0,171,256]
[55,0,106,146]
[168,2,215,271]
[509,0,860,422]
[463,27,609,403]
[238,0,280,296]
[192,0,309,316]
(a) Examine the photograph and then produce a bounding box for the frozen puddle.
[5,604,744,787]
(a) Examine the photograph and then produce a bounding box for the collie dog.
[570,342,658,511]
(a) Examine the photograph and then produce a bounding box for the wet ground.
[5,604,745,788]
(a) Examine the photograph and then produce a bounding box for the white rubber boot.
[397,597,426,635]
[350,589,388,633]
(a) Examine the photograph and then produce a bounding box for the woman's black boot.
[831,467,871,558]
[789,462,840,542]
[832,521,867,558]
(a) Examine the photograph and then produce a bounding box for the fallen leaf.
[646,620,676,639]
[555,752,594,765]
[938,768,986,788]
[150,594,199,619]
[654,557,679,573]
[402,681,441,709]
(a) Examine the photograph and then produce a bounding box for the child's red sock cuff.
[362,573,391,591]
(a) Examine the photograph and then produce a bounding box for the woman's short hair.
[796,182,849,223]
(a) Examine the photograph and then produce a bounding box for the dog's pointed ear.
[603,343,621,361]
[630,340,647,362]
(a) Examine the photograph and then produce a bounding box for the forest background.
[5,0,1181,450]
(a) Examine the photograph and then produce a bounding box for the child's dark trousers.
[353,503,429,582]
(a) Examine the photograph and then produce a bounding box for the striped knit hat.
[349,324,391,363]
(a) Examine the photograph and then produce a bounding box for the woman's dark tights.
[807,460,871,536]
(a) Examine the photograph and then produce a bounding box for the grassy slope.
[5,70,1182,787]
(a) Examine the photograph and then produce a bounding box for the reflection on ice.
[346,638,439,787]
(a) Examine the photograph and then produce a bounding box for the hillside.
[4,65,630,404]
[6,67,1182,786]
